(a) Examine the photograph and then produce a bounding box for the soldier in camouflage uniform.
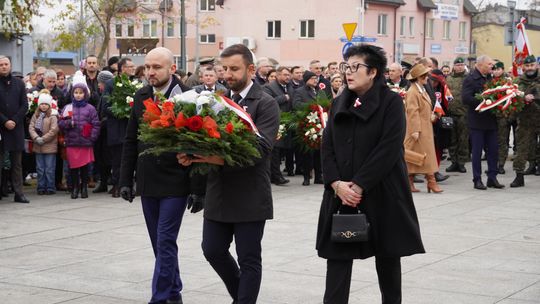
[446,57,469,173]
[511,55,540,187]
[492,61,512,174]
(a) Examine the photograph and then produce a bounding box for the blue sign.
[431,44,442,54]
[340,36,377,43]
[342,42,353,59]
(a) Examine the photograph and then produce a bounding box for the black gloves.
[120,186,136,203]
[187,194,204,213]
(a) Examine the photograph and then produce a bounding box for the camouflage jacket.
[518,70,540,109]
[446,71,468,116]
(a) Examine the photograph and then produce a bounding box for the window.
[443,20,451,39]
[199,34,216,44]
[127,19,134,37]
[267,20,281,39]
[143,19,157,37]
[167,20,175,37]
[377,14,387,35]
[399,16,406,36]
[459,21,466,40]
[300,20,315,38]
[200,0,215,11]
[425,18,434,39]
[115,21,122,37]
[409,17,415,36]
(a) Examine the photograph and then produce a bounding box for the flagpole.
[508,0,516,65]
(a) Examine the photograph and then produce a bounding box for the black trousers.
[270,148,284,180]
[281,148,295,173]
[324,257,402,304]
[202,219,266,304]
[302,149,322,180]
[94,129,111,184]
[109,144,123,185]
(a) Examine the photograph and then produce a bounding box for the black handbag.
[439,116,454,129]
[331,207,370,243]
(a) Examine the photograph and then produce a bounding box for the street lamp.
[508,0,516,62]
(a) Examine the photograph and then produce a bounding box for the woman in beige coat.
[404,65,443,193]
[29,91,59,195]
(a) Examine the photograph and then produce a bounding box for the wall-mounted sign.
[455,46,469,54]
[432,4,459,20]
[431,44,442,54]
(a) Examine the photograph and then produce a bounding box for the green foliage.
[109,74,143,119]
[1,0,47,38]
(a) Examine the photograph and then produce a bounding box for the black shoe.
[71,187,79,199]
[166,294,183,304]
[14,194,30,203]
[446,162,460,172]
[435,172,449,182]
[535,166,540,176]
[287,169,295,177]
[92,182,108,193]
[314,178,324,184]
[524,164,536,175]
[46,190,56,195]
[81,185,88,199]
[498,165,505,174]
[413,176,424,183]
[271,177,290,185]
[510,173,524,187]
[302,177,310,186]
[37,190,46,195]
[458,164,467,173]
[487,178,505,189]
[474,180,487,190]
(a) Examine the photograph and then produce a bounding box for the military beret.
[524,55,537,64]
[493,61,504,69]
[453,57,465,64]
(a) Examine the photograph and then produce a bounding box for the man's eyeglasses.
[339,62,370,73]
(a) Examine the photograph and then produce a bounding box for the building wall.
[108,0,473,70]
[0,37,34,75]
[473,23,540,70]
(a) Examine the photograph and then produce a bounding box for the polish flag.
[433,93,445,116]
[513,17,532,76]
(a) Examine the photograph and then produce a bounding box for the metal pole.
[180,0,186,70]
[360,0,365,36]
[195,0,200,68]
[511,8,515,64]
[79,0,83,61]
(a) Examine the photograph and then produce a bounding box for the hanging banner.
[432,4,459,20]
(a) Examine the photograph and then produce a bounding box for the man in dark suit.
[178,44,280,304]
[387,62,410,89]
[309,59,332,97]
[0,55,30,203]
[293,71,323,186]
[462,55,504,190]
[119,47,204,304]
[192,66,227,93]
[263,66,294,183]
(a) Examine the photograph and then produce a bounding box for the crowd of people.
[0,44,539,304]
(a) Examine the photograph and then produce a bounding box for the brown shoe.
[426,174,443,193]
[88,177,96,188]
[111,186,120,198]
[408,175,420,192]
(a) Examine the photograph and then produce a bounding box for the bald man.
[119,47,205,304]
[386,62,410,89]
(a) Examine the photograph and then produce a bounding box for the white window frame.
[409,17,415,37]
[199,0,216,12]
[267,20,281,39]
[299,19,315,39]
[127,19,134,37]
[377,14,387,35]
[167,20,175,38]
[399,16,406,37]
[199,34,216,44]
[115,21,122,38]
[143,19,158,38]
[443,20,451,39]
[459,21,466,41]
[425,18,434,39]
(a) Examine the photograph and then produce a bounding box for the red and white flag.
[513,17,532,76]
[433,93,445,116]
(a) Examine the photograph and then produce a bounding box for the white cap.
[38,93,53,106]
[71,70,89,93]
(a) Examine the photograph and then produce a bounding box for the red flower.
[318,82,326,90]
[129,101,134,107]
[187,115,204,131]
[162,101,174,112]
[202,116,220,138]
[175,112,187,129]
[225,122,234,134]
[150,120,162,128]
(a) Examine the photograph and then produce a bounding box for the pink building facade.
[108,0,476,70]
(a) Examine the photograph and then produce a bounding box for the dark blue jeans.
[202,219,266,304]
[141,196,187,304]
[35,153,56,192]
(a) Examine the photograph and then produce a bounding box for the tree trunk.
[97,29,109,63]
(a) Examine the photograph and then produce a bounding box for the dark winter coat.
[263,80,294,149]
[316,81,425,260]
[0,74,28,152]
[318,75,332,97]
[204,82,280,223]
[462,68,496,130]
[101,80,128,146]
[58,102,100,147]
[293,85,317,110]
[119,76,206,197]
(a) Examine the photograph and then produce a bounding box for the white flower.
[196,95,210,106]
[200,90,213,96]
[131,80,139,85]
[126,96,134,103]
[307,112,319,123]
[136,83,144,89]
[485,99,492,105]
[316,123,321,129]
[32,91,39,98]
[116,83,123,87]
[311,134,318,140]
[173,90,199,104]
[305,130,311,136]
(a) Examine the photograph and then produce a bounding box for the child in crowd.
[59,73,100,199]
[29,90,59,195]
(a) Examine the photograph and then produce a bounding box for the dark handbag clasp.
[331,206,370,243]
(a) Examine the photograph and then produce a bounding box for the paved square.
[1,161,539,303]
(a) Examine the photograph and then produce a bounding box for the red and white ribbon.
[218,95,260,136]
[475,84,523,112]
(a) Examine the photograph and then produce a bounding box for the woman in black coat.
[316,44,425,304]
